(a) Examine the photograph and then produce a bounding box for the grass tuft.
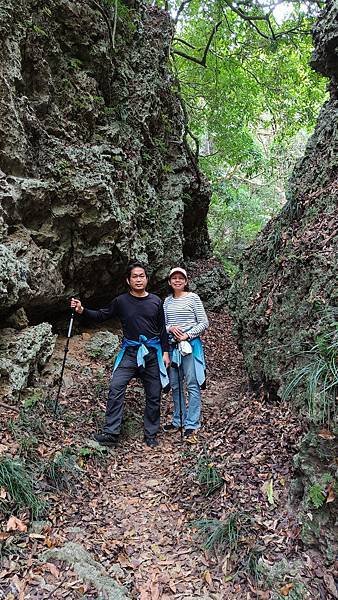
[0,457,43,518]
[282,312,338,426]
[192,514,239,552]
[196,455,224,496]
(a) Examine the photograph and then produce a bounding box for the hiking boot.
[94,432,119,447]
[184,429,198,444]
[162,423,180,434]
[144,436,159,448]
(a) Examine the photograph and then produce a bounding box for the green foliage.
[308,483,326,509]
[196,455,223,496]
[308,473,336,509]
[0,457,43,518]
[169,0,327,266]
[32,24,48,37]
[69,57,83,70]
[246,547,264,583]
[78,445,107,460]
[193,515,239,552]
[282,308,338,425]
[18,435,39,458]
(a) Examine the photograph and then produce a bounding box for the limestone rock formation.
[0,0,210,325]
[229,0,338,403]
[0,323,56,398]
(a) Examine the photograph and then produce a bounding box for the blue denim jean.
[169,352,201,430]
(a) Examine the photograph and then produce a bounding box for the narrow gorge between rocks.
[0,0,337,598]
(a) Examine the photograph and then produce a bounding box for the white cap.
[168,267,187,279]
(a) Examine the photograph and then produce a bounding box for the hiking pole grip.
[67,308,75,338]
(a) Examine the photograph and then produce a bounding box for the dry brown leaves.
[0,311,336,599]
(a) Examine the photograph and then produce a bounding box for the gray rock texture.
[41,542,129,599]
[228,2,338,553]
[229,0,338,402]
[0,0,210,322]
[0,322,56,398]
[86,331,120,361]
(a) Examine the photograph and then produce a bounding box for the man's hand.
[163,352,170,368]
[70,297,84,314]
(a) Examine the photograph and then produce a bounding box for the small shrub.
[77,445,107,464]
[0,457,43,518]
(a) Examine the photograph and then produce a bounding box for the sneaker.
[144,436,159,448]
[162,423,180,433]
[94,432,119,447]
[184,429,194,437]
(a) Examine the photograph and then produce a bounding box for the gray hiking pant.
[103,347,161,438]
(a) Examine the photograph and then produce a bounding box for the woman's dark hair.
[126,259,149,281]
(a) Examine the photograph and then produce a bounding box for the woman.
[163,267,208,443]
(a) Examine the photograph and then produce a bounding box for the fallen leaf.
[6,516,27,532]
[318,429,335,440]
[203,570,213,587]
[261,479,274,504]
[326,483,336,504]
[279,583,294,596]
[42,562,60,578]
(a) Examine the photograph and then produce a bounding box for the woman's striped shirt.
[163,292,209,339]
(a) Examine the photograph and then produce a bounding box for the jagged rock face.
[229,1,338,399]
[0,0,210,322]
[0,323,56,398]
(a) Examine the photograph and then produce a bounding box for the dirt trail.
[0,313,335,599]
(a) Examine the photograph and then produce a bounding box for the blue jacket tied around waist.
[171,337,206,387]
[113,335,169,389]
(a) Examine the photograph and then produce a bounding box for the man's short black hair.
[126,259,149,280]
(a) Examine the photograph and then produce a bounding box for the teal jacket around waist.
[170,337,206,387]
[113,335,169,389]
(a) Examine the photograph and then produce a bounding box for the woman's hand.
[70,297,84,314]
[169,325,183,338]
[175,332,189,341]
[163,352,170,368]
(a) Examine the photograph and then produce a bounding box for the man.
[71,260,170,448]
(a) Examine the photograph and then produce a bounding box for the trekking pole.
[177,365,184,442]
[54,306,75,415]
[173,342,184,442]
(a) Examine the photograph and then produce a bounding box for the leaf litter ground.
[0,312,336,599]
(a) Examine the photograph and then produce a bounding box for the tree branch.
[174,0,193,24]
[172,20,222,67]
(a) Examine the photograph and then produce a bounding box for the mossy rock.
[86,332,120,361]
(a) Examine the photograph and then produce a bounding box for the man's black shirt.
[83,292,169,351]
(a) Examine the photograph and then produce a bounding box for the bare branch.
[172,21,222,67]
[174,0,193,24]
[174,37,197,50]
